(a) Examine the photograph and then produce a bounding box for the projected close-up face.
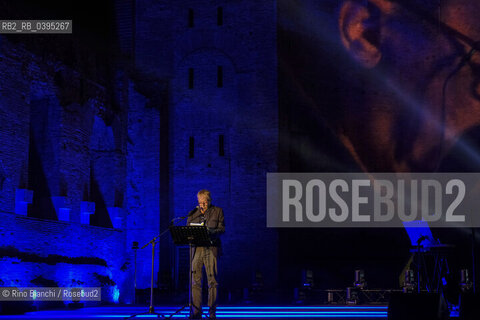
[338,0,480,172]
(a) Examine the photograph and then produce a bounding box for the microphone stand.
[416,237,427,293]
[472,228,477,294]
[127,217,187,319]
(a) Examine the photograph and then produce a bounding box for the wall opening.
[219,134,225,157]
[189,136,195,158]
[217,66,223,88]
[217,7,223,26]
[188,8,194,28]
[188,68,194,89]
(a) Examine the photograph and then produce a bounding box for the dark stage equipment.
[470,228,477,294]
[459,293,480,320]
[460,269,473,292]
[302,269,314,288]
[354,269,367,289]
[388,292,448,320]
[243,271,265,303]
[327,288,397,305]
[404,221,453,293]
[346,287,359,305]
[402,269,416,293]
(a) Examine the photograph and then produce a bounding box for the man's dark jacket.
[186,205,225,257]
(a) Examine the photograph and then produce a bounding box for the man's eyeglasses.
[389,0,480,101]
[389,0,480,54]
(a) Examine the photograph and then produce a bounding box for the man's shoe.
[208,306,216,319]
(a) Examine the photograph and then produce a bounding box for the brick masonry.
[163,0,279,290]
[0,36,137,304]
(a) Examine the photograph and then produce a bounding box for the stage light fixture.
[460,269,472,292]
[302,269,314,288]
[402,269,416,293]
[353,269,367,289]
[346,287,359,305]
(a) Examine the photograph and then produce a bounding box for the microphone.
[170,216,187,225]
[188,206,199,216]
[170,207,199,225]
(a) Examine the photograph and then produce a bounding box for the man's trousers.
[191,246,218,318]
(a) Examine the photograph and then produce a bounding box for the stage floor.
[0,305,390,319]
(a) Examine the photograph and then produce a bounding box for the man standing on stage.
[187,189,225,319]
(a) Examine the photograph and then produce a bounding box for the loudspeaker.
[460,293,480,320]
[388,292,448,320]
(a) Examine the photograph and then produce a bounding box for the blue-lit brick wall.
[0,36,135,305]
[0,212,125,304]
[0,38,31,213]
[1,0,281,307]
[125,80,161,290]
